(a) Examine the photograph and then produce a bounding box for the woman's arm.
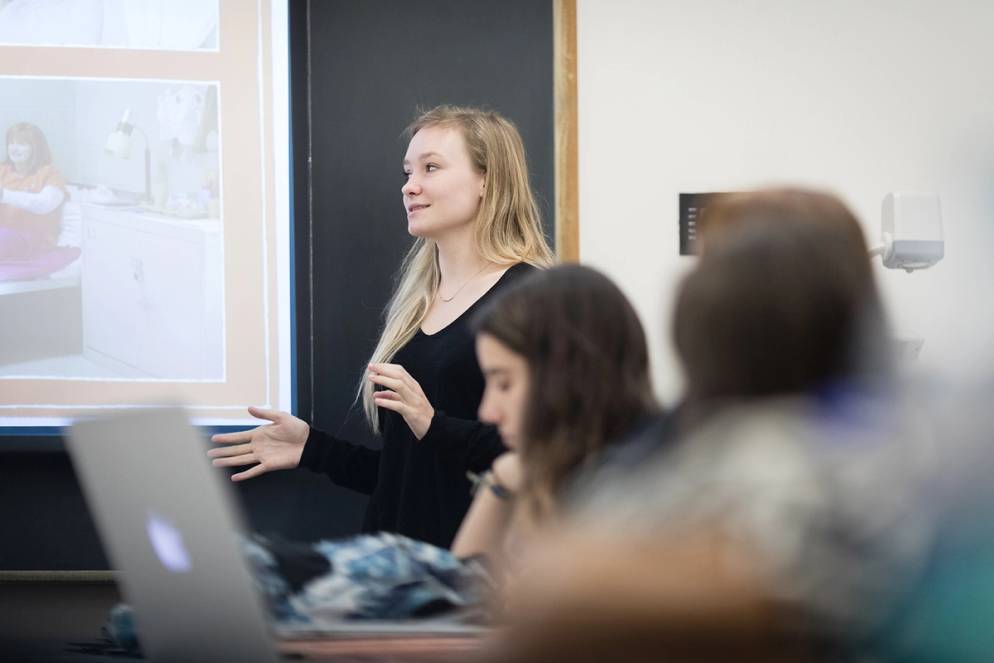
[451,452,523,561]
[297,426,380,495]
[0,186,65,215]
[208,406,381,494]
[421,411,506,473]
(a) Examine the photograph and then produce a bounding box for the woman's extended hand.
[368,363,435,439]
[207,406,310,481]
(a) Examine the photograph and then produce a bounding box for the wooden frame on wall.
[554,0,579,262]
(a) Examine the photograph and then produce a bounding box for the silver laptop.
[67,407,481,663]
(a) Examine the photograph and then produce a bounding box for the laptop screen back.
[67,408,279,663]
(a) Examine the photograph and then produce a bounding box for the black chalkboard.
[0,0,555,570]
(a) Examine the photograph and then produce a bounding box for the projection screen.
[0,0,292,428]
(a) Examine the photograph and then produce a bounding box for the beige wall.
[577,0,994,403]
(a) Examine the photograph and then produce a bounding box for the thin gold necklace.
[438,263,491,302]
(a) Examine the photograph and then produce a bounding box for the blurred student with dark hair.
[484,189,928,663]
[584,188,893,475]
[453,263,659,569]
[676,188,893,420]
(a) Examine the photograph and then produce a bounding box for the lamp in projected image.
[104,108,151,202]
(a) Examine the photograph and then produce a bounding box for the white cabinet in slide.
[81,205,224,379]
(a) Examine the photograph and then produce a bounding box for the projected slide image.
[0,0,289,424]
[0,0,219,51]
[0,77,224,381]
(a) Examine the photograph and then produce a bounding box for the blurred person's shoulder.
[600,412,678,471]
[567,411,678,505]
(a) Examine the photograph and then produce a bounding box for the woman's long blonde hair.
[361,106,555,431]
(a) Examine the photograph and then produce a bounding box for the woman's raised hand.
[368,363,435,439]
[207,406,310,481]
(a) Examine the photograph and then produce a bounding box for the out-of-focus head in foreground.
[678,188,893,418]
[480,189,994,663]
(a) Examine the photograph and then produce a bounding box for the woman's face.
[402,125,485,239]
[7,140,32,165]
[476,333,530,450]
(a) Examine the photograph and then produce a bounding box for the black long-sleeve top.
[299,263,535,548]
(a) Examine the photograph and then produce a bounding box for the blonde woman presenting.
[209,107,553,548]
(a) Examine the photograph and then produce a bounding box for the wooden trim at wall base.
[0,570,117,583]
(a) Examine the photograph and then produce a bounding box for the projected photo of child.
[0,122,80,279]
[0,77,223,381]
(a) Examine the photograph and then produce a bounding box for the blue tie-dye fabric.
[106,532,493,653]
[245,532,493,625]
